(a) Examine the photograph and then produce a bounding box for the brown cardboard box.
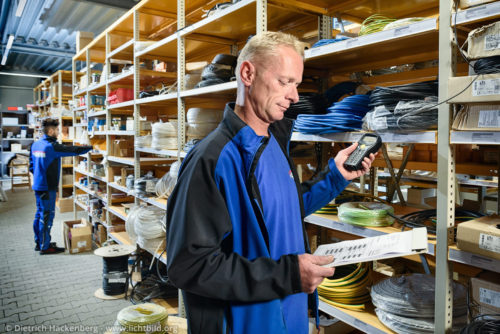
[62,174,73,185]
[460,0,496,9]
[452,104,500,130]
[457,215,500,260]
[57,197,74,213]
[76,31,94,52]
[448,74,500,103]
[95,224,107,245]
[113,139,133,157]
[471,274,500,315]
[467,21,500,60]
[63,219,92,254]
[407,188,436,205]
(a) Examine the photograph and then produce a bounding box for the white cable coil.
[152,121,177,137]
[135,135,152,147]
[151,137,178,150]
[155,161,181,199]
[186,108,223,124]
[126,205,165,241]
[186,123,219,138]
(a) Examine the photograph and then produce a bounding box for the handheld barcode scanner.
[343,133,382,171]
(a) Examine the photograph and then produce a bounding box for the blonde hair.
[235,31,305,81]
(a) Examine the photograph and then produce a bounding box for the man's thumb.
[343,142,358,155]
[311,255,335,266]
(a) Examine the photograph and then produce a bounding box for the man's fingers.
[342,143,358,155]
[310,255,334,266]
[316,266,335,278]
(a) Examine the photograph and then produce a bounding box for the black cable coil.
[285,93,328,120]
[473,56,500,75]
[369,80,439,111]
[460,315,500,334]
[102,255,129,295]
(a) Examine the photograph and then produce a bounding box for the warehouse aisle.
[0,189,130,334]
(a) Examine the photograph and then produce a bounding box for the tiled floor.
[0,188,131,333]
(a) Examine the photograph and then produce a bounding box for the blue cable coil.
[294,95,371,134]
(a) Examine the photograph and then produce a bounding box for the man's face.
[247,46,303,124]
[47,126,59,138]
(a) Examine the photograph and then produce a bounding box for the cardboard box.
[63,219,92,253]
[407,188,436,205]
[62,156,73,165]
[62,174,73,185]
[113,139,133,157]
[76,31,94,52]
[11,143,22,152]
[57,197,74,213]
[467,21,500,60]
[457,215,500,260]
[448,73,500,103]
[452,104,500,130]
[460,0,496,9]
[95,224,107,245]
[471,274,500,315]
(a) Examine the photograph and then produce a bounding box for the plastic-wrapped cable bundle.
[371,274,468,333]
[126,205,165,251]
[135,135,152,147]
[115,303,168,334]
[151,121,177,150]
[338,202,394,227]
[293,95,370,134]
[363,98,438,131]
[460,315,500,334]
[186,108,223,140]
[134,173,158,197]
[473,56,500,74]
[318,263,372,311]
[285,93,328,120]
[368,81,438,111]
[155,161,181,199]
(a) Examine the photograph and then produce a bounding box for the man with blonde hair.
[167,31,374,333]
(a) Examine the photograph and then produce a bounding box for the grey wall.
[0,75,41,108]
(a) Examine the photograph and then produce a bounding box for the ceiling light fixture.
[6,35,15,49]
[15,0,27,17]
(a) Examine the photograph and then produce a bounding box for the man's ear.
[239,60,255,87]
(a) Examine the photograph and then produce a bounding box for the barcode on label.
[485,35,500,51]
[472,79,500,96]
[479,233,500,253]
[478,110,500,128]
[479,287,500,308]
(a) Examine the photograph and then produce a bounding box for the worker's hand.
[334,143,377,181]
[298,254,335,294]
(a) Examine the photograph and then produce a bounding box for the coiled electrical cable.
[134,174,158,197]
[116,303,169,332]
[151,121,177,150]
[368,81,439,110]
[293,95,370,134]
[135,135,152,147]
[460,314,500,334]
[318,263,372,311]
[473,56,500,74]
[371,274,468,333]
[337,202,395,227]
[311,36,350,48]
[324,82,359,106]
[359,14,396,36]
[155,161,181,199]
[102,256,129,296]
[285,93,328,120]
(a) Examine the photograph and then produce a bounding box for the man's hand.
[298,254,335,294]
[334,143,377,181]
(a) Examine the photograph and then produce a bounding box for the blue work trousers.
[33,190,57,251]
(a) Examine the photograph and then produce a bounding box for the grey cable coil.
[371,274,468,334]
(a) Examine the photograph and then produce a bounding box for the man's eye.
[278,80,287,86]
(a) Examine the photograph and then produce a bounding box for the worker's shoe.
[40,245,65,255]
[35,242,56,251]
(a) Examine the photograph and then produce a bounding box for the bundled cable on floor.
[318,262,372,311]
[371,274,468,333]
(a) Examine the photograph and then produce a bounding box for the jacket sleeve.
[51,142,92,157]
[301,158,350,216]
[29,144,34,174]
[166,156,302,303]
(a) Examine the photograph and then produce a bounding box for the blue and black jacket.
[29,135,92,191]
[166,103,349,334]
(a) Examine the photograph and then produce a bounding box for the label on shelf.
[479,287,500,308]
[472,78,500,96]
[485,35,500,51]
[478,110,500,127]
[479,233,500,253]
[394,25,411,37]
[465,5,489,20]
[345,38,359,48]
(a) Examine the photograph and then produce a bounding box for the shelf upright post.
[177,0,187,319]
[133,9,141,206]
[58,71,64,197]
[256,0,267,33]
[72,59,77,219]
[105,31,112,225]
[435,0,456,332]
[85,48,92,211]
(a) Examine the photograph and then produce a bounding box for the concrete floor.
[0,188,131,333]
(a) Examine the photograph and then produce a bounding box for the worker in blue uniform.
[29,118,92,254]
[166,32,376,333]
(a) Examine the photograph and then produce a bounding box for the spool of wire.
[359,14,396,36]
[94,245,135,297]
[116,303,168,333]
[337,202,394,227]
[315,203,338,215]
[460,314,500,334]
[318,263,372,311]
[371,274,468,333]
[155,161,181,199]
[473,56,500,74]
